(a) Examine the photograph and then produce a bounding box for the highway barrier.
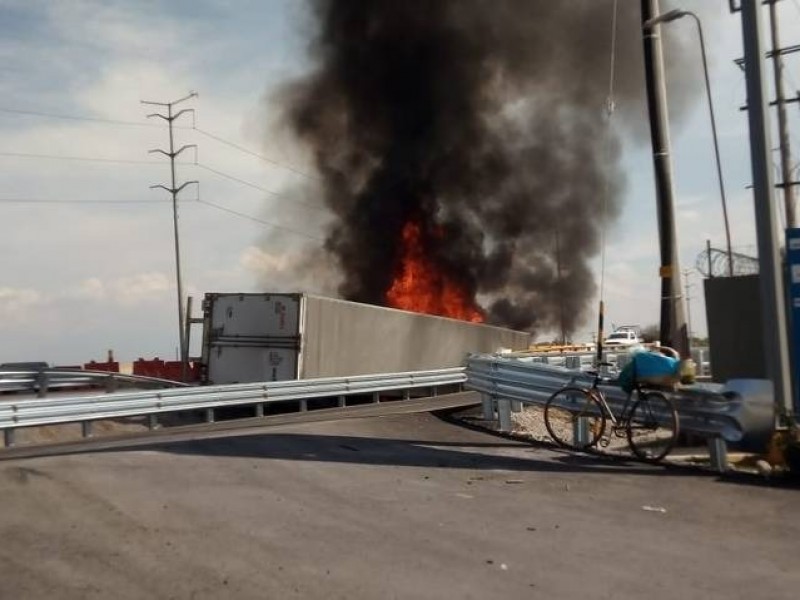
[465,353,775,466]
[0,368,466,448]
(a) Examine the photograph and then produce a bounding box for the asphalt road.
[0,411,797,599]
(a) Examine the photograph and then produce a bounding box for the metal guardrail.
[465,354,774,449]
[504,347,712,378]
[0,368,466,447]
[0,369,189,396]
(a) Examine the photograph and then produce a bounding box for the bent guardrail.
[0,368,467,447]
[465,354,774,451]
[0,369,189,396]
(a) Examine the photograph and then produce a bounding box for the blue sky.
[0,0,797,364]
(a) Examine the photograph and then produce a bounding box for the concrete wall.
[703,275,765,382]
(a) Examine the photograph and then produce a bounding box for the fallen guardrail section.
[465,353,775,471]
[0,368,467,449]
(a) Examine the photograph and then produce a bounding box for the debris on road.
[641,505,667,513]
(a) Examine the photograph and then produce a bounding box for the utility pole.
[640,0,689,357]
[769,0,797,227]
[554,228,566,345]
[142,92,199,381]
[740,0,794,422]
[682,269,693,349]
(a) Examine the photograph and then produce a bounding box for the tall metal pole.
[769,0,797,228]
[555,228,566,345]
[643,10,735,277]
[143,92,198,381]
[167,103,186,376]
[690,13,735,276]
[683,269,693,350]
[640,0,689,357]
[741,0,794,421]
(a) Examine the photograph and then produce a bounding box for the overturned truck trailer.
[200,293,531,384]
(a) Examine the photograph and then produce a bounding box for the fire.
[386,221,484,323]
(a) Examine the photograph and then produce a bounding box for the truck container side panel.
[207,346,299,384]
[203,292,530,383]
[209,293,301,338]
[300,295,530,378]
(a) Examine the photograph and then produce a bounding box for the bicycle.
[542,358,680,462]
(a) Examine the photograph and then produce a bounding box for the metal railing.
[465,354,774,450]
[0,369,189,396]
[0,368,466,447]
[503,347,712,378]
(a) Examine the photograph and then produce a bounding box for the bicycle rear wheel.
[626,391,679,462]
[544,387,606,451]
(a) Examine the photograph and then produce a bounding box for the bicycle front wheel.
[544,387,606,451]
[626,391,679,462]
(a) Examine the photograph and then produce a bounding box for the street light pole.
[644,9,734,277]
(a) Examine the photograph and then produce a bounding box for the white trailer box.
[201,293,530,384]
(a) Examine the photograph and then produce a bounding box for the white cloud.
[107,272,172,307]
[0,287,46,325]
[68,277,106,301]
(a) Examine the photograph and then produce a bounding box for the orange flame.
[386,221,484,323]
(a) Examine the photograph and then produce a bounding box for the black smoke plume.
[280,0,698,333]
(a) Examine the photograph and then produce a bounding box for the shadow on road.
[144,431,694,478]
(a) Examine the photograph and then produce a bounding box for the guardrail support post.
[205,408,215,423]
[430,386,438,397]
[372,392,380,404]
[511,400,522,413]
[337,395,346,408]
[708,437,728,473]
[81,421,93,438]
[3,429,15,448]
[403,389,411,400]
[574,417,590,447]
[300,399,308,412]
[148,414,159,430]
[105,374,118,394]
[255,403,264,418]
[36,371,49,398]
[497,399,512,431]
[482,394,495,420]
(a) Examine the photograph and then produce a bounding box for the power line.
[195,198,325,242]
[0,106,157,128]
[0,105,319,181]
[193,127,319,181]
[194,163,327,212]
[0,150,161,165]
[0,194,327,241]
[0,148,328,213]
[0,197,164,204]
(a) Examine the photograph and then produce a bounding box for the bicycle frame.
[586,373,639,430]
